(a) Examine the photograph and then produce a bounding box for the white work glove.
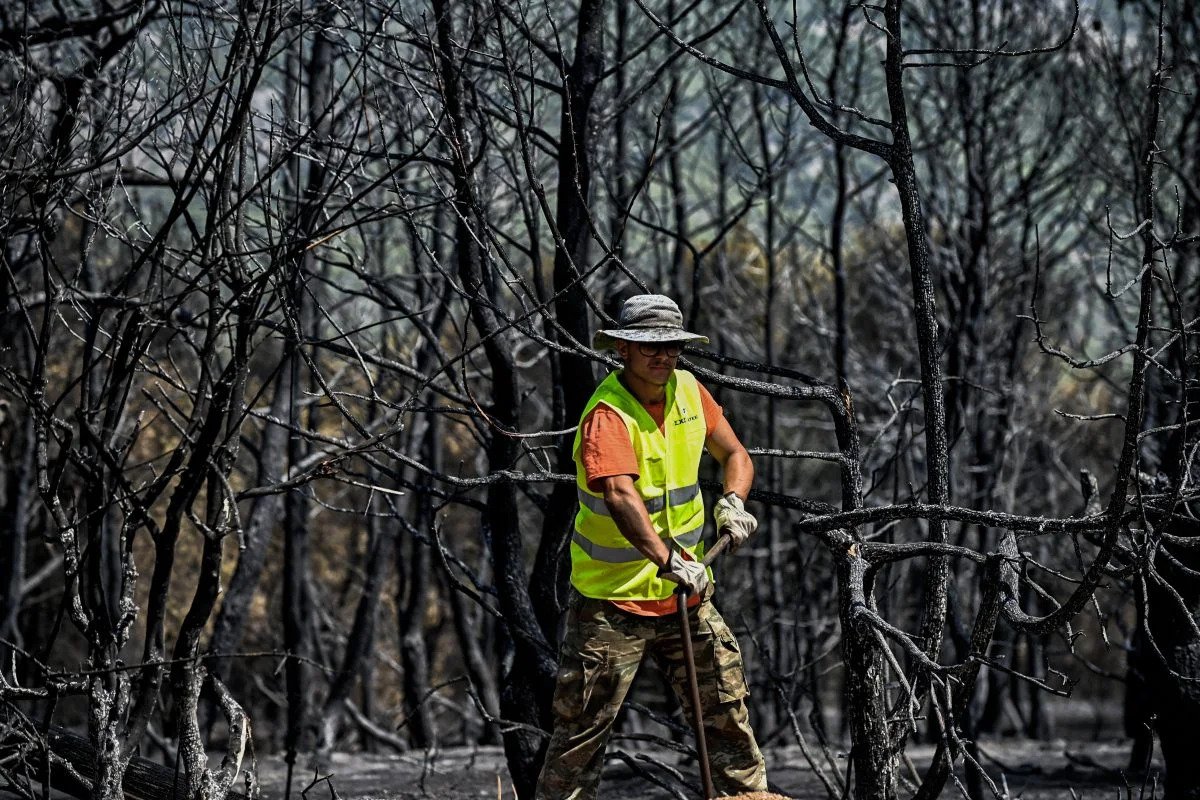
[714,492,758,553]
[658,550,710,596]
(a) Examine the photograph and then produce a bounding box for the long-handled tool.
[676,531,734,800]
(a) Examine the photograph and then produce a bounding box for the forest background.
[1,0,1198,799]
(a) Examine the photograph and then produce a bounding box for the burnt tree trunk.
[318,459,397,755]
[1133,7,1200,792]
[398,422,438,747]
[430,2,557,793]
[207,368,291,695]
[839,557,895,800]
[532,0,605,640]
[1131,10,1200,792]
[282,6,335,773]
[1144,511,1200,799]
[880,3,953,753]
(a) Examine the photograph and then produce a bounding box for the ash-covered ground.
[253,738,1158,799]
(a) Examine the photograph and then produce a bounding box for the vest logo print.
[674,403,698,426]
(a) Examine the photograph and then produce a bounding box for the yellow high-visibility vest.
[570,369,709,600]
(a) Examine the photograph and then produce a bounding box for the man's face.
[616,340,684,387]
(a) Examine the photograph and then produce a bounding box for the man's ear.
[614,341,628,361]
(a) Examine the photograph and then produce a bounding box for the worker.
[535,294,768,799]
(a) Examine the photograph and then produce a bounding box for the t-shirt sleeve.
[696,381,724,437]
[579,405,639,492]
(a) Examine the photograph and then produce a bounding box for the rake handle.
[677,530,734,799]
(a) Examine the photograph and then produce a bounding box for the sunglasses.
[635,342,684,357]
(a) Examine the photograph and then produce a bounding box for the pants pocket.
[714,634,749,703]
[551,647,607,722]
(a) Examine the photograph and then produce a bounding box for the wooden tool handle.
[702,531,734,566]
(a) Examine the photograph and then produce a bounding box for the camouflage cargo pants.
[534,592,767,799]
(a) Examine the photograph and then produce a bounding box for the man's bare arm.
[598,474,671,568]
[705,415,754,499]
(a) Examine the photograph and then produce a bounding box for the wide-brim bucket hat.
[593,294,710,351]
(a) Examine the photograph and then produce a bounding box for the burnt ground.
[253,739,1160,799]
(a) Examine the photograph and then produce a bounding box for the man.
[535,294,768,799]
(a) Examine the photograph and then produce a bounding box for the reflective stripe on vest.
[576,482,701,517]
[569,369,710,601]
[570,523,704,563]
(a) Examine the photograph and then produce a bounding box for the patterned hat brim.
[593,328,709,351]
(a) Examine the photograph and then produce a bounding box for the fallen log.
[42,727,249,800]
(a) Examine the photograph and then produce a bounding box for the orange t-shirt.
[578,376,724,616]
